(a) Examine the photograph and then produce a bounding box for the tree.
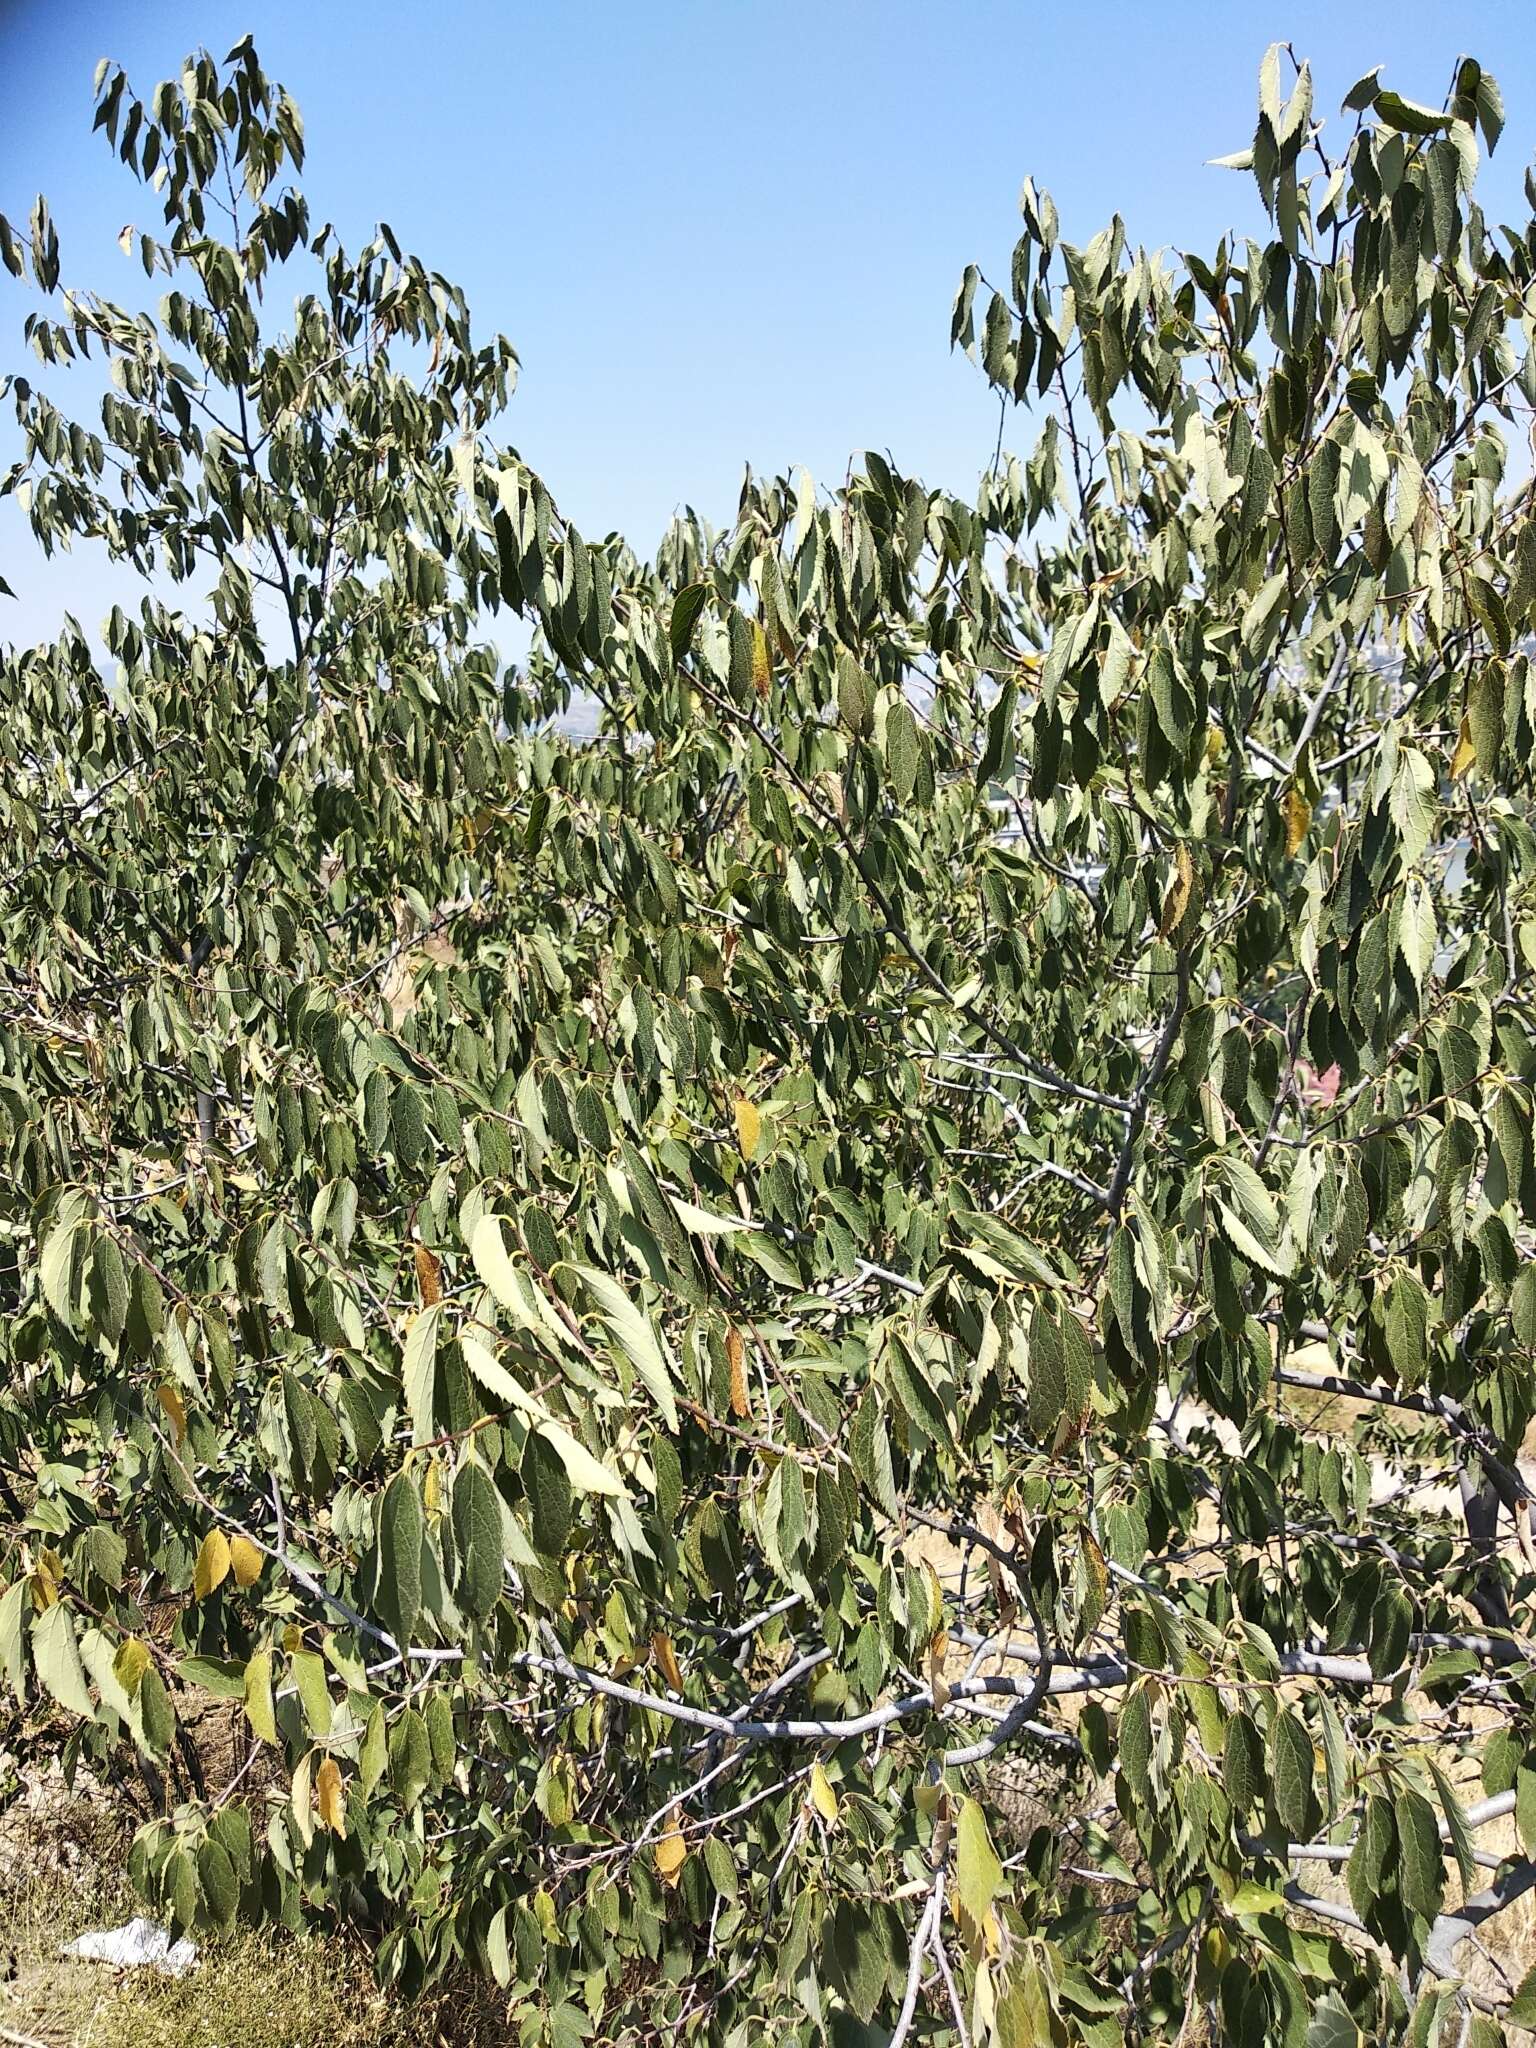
[2,34,1536,2044]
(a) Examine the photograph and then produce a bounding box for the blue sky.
[3,0,1536,652]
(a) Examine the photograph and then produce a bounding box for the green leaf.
[1269,1708,1316,1838]
[1509,1963,1536,2030]
[460,1338,629,1496]
[563,1263,679,1431]
[87,1233,129,1346]
[1347,1794,1395,1920]
[1388,748,1437,862]
[291,1647,333,1736]
[359,1703,387,1798]
[452,1460,504,1619]
[538,1422,629,1500]
[1383,1269,1429,1384]
[884,698,921,802]
[1307,1995,1362,2048]
[703,1834,737,1900]
[522,1427,572,1559]
[389,1707,433,1809]
[1222,1710,1263,1814]
[950,1210,1067,1289]
[401,1303,442,1447]
[176,1656,248,1700]
[471,1214,524,1311]
[669,583,707,663]
[1428,1757,1477,1893]
[378,1473,424,1649]
[39,1214,83,1325]
[669,1195,748,1237]
[139,1667,174,1756]
[1373,90,1450,135]
[835,650,873,736]
[1228,1880,1287,1918]
[1510,1265,1536,1348]
[1118,1686,1153,1801]
[1395,1785,1445,1920]
[0,1579,28,1703]
[198,1840,239,1928]
[31,1602,94,1719]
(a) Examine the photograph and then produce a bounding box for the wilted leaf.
[413,1243,442,1305]
[651,1632,684,1692]
[1283,784,1312,856]
[1159,841,1196,937]
[726,1326,750,1417]
[316,1756,347,1837]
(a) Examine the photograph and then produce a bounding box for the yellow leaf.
[291,1750,313,1848]
[726,1326,750,1419]
[413,1243,442,1306]
[956,1797,1005,1944]
[316,1756,347,1838]
[193,1529,231,1600]
[156,1383,187,1445]
[30,1549,62,1611]
[1282,785,1312,857]
[809,1760,839,1823]
[282,1623,304,1654]
[750,621,771,699]
[423,1460,442,1514]
[655,1822,687,1887]
[1451,712,1477,781]
[651,1631,684,1693]
[733,1097,761,1161]
[244,1648,277,1745]
[229,1534,264,1589]
[113,1637,151,1695]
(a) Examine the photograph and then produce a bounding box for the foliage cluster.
[4,37,1536,2046]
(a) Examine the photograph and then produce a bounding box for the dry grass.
[0,1865,513,2048]
[0,1760,509,2048]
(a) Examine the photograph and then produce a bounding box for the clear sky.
[3,0,1536,654]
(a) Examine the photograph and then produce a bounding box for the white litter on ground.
[59,1916,198,1977]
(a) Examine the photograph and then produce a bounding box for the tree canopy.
[4,36,1536,2047]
